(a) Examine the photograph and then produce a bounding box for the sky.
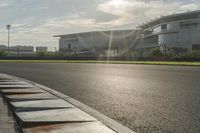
[0,0,199,51]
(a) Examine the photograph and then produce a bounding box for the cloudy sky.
[0,0,199,50]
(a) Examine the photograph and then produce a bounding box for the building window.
[181,22,198,29]
[161,24,167,30]
[153,26,161,33]
[144,30,152,35]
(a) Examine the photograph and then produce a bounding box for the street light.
[6,25,11,54]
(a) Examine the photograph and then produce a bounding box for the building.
[54,30,140,56]
[10,45,34,55]
[137,10,200,51]
[0,45,7,51]
[36,46,48,52]
[54,10,200,55]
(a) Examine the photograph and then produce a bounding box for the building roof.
[53,29,138,38]
[138,10,200,29]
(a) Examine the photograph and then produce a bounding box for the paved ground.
[0,95,16,133]
[0,62,199,133]
[0,75,122,133]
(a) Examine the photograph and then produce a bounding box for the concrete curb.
[1,73,136,133]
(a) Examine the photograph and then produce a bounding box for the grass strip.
[0,60,199,66]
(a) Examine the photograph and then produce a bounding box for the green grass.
[0,60,199,66]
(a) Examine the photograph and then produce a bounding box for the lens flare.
[109,0,128,8]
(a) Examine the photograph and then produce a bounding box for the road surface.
[0,62,199,133]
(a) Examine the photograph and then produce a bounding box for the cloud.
[97,0,132,18]
[0,1,8,7]
[33,13,134,35]
[0,0,200,50]
[181,1,200,10]
[97,0,200,25]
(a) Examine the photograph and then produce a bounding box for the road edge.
[0,60,200,67]
[1,73,136,133]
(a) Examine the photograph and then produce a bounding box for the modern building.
[137,10,200,51]
[36,46,48,52]
[54,10,200,55]
[54,30,141,56]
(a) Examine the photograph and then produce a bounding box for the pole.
[74,47,76,55]
[6,25,11,55]
[68,44,71,55]
[8,29,10,54]
[54,47,57,56]
[17,47,20,57]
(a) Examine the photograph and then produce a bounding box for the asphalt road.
[0,62,199,133]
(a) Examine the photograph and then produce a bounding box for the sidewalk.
[0,95,17,133]
[0,74,135,133]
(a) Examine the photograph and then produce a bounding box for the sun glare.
[109,0,128,8]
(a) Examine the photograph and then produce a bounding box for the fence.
[0,56,199,61]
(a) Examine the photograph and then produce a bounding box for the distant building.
[10,45,34,55]
[137,10,200,51]
[54,30,140,56]
[54,10,200,55]
[0,45,7,51]
[36,46,48,52]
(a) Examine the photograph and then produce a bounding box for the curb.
[1,73,136,133]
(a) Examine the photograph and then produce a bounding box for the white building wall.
[58,30,137,53]
[167,22,180,31]
[159,33,179,47]
[149,20,200,49]
[179,28,200,48]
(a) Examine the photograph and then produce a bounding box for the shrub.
[0,50,8,56]
[150,48,163,57]
[187,50,200,58]
[36,51,48,57]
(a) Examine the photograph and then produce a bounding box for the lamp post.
[6,25,11,54]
